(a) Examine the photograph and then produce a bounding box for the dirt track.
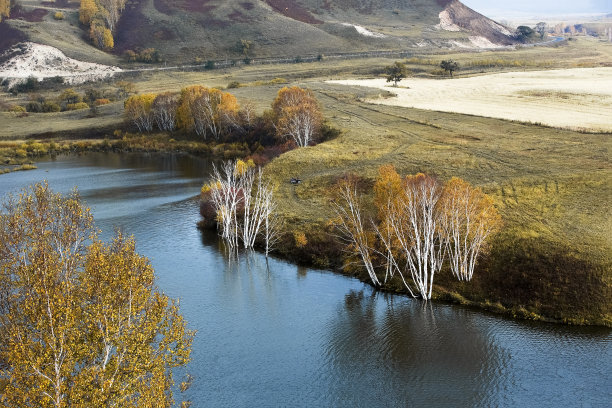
[330,68,612,132]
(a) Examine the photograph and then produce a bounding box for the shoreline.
[3,141,610,328]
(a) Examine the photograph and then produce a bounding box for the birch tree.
[124,94,156,132]
[440,178,501,281]
[177,86,239,140]
[203,160,279,255]
[333,178,381,286]
[207,161,243,247]
[152,92,178,132]
[272,86,322,147]
[0,182,193,407]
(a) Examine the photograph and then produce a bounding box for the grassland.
[0,37,610,325]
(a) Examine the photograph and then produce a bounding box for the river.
[1,152,610,407]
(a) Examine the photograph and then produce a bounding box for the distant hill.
[0,0,518,64]
[113,0,517,63]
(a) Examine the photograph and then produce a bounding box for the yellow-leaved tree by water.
[0,182,194,407]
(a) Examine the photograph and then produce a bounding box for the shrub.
[226,81,242,89]
[66,102,90,111]
[294,231,308,248]
[25,101,43,113]
[53,11,64,20]
[42,101,61,112]
[9,105,26,114]
[94,98,111,106]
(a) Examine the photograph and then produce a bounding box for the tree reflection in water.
[323,290,509,407]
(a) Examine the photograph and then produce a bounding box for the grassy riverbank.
[261,85,611,327]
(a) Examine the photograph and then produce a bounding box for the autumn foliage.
[176,86,240,139]
[0,0,10,21]
[80,0,126,50]
[333,166,501,299]
[124,93,156,132]
[0,182,193,407]
[272,86,322,147]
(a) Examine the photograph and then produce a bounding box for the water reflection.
[323,290,508,407]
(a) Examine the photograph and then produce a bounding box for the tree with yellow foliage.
[272,86,322,147]
[440,177,502,281]
[0,182,193,407]
[124,93,156,132]
[333,167,501,299]
[79,0,98,25]
[176,86,239,140]
[90,21,114,50]
[0,0,10,21]
[373,165,405,285]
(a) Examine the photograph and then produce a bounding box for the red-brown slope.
[264,0,322,24]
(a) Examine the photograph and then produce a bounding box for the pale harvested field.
[329,67,612,132]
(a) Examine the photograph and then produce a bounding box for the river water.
[1,153,610,407]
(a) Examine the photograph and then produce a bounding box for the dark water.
[1,153,610,408]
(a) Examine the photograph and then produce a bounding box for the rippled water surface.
[1,153,610,407]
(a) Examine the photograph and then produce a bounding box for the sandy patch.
[341,23,386,38]
[0,42,122,88]
[436,10,462,31]
[329,68,612,132]
[468,36,505,48]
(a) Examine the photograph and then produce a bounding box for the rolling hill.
[0,0,519,64]
[113,0,517,62]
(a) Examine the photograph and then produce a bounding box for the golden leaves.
[0,183,193,407]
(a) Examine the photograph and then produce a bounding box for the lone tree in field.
[440,59,459,77]
[385,61,410,86]
[0,182,193,407]
[515,25,536,42]
[535,22,548,39]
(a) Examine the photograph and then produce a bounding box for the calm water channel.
[0,152,610,407]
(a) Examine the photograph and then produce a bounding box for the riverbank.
[3,140,610,327]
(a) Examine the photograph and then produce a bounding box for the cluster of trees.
[200,160,280,256]
[123,48,161,63]
[0,183,193,407]
[125,86,324,148]
[80,0,126,50]
[333,166,501,299]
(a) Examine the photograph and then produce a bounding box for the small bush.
[42,101,61,112]
[226,81,242,89]
[25,101,43,113]
[294,231,308,248]
[53,12,64,20]
[9,105,26,113]
[66,102,90,111]
[94,98,111,106]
